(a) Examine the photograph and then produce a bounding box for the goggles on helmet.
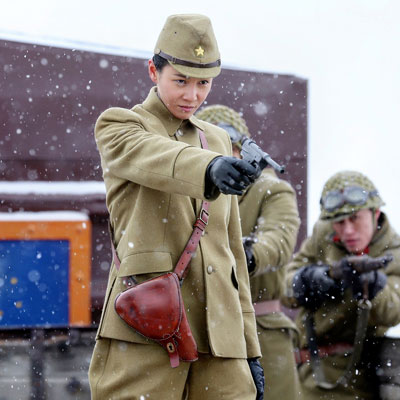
[320,186,378,212]
[218,123,244,148]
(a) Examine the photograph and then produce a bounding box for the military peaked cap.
[154,14,221,79]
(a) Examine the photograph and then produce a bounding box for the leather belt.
[253,300,281,316]
[294,342,354,365]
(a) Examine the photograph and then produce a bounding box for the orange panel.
[0,219,91,326]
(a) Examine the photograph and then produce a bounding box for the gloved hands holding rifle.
[205,156,261,198]
[329,254,392,300]
[292,254,392,309]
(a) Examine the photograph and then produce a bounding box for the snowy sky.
[1,0,400,236]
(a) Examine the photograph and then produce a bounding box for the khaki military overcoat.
[284,213,400,399]
[240,170,299,312]
[94,87,261,359]
[239,169,302,399]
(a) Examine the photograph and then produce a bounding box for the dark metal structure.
[0,39,308,317]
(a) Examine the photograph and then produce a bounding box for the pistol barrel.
[263,155,285,174]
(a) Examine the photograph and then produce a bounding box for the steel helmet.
[319,170,384,221]
[196,105,250,146]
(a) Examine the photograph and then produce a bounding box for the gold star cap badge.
[194,46,205,57]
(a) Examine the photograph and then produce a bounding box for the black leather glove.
[205,156,261,198]
[247,358,264,400]
[243,236,256,273]
[330,256,366,291]
[352,270,387,300]
[244,246,256,273]
[331,256,388,300]
[292,265,341,310]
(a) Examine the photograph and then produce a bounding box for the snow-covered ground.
[386,324,400,338]
[1,1,400,336]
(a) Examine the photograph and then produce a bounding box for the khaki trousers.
[89,338,257,400]
[257,327,303,400]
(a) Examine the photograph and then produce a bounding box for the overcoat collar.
[142,87,203,137]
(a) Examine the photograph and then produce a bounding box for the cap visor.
[169,61,221,79]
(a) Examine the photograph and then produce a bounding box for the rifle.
[307,253,393,389]
[329,254,393,281]
[240,137,285,174]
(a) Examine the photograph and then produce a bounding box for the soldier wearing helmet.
[197,105,302,400]
[89,14,264,400]
[319,170,384,222]
[283,170,400,399]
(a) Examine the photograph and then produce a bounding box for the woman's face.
[149,61,212,120]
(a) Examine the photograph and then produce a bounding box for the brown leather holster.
[114,272,197,368]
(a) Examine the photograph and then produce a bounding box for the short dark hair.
[152,54,168,71]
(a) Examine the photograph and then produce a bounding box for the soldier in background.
[197,105,302,400]
[283,170,400,399]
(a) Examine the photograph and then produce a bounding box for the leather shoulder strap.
[110,128,210,282]
[174,128,209,281]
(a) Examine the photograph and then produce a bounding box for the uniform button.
[207,265,213,274]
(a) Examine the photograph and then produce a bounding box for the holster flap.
[115,272,182,340]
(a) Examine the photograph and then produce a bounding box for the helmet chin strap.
[371,207,381,233]
[371,208,376,231]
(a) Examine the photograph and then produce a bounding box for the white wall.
[1,0,400,235]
